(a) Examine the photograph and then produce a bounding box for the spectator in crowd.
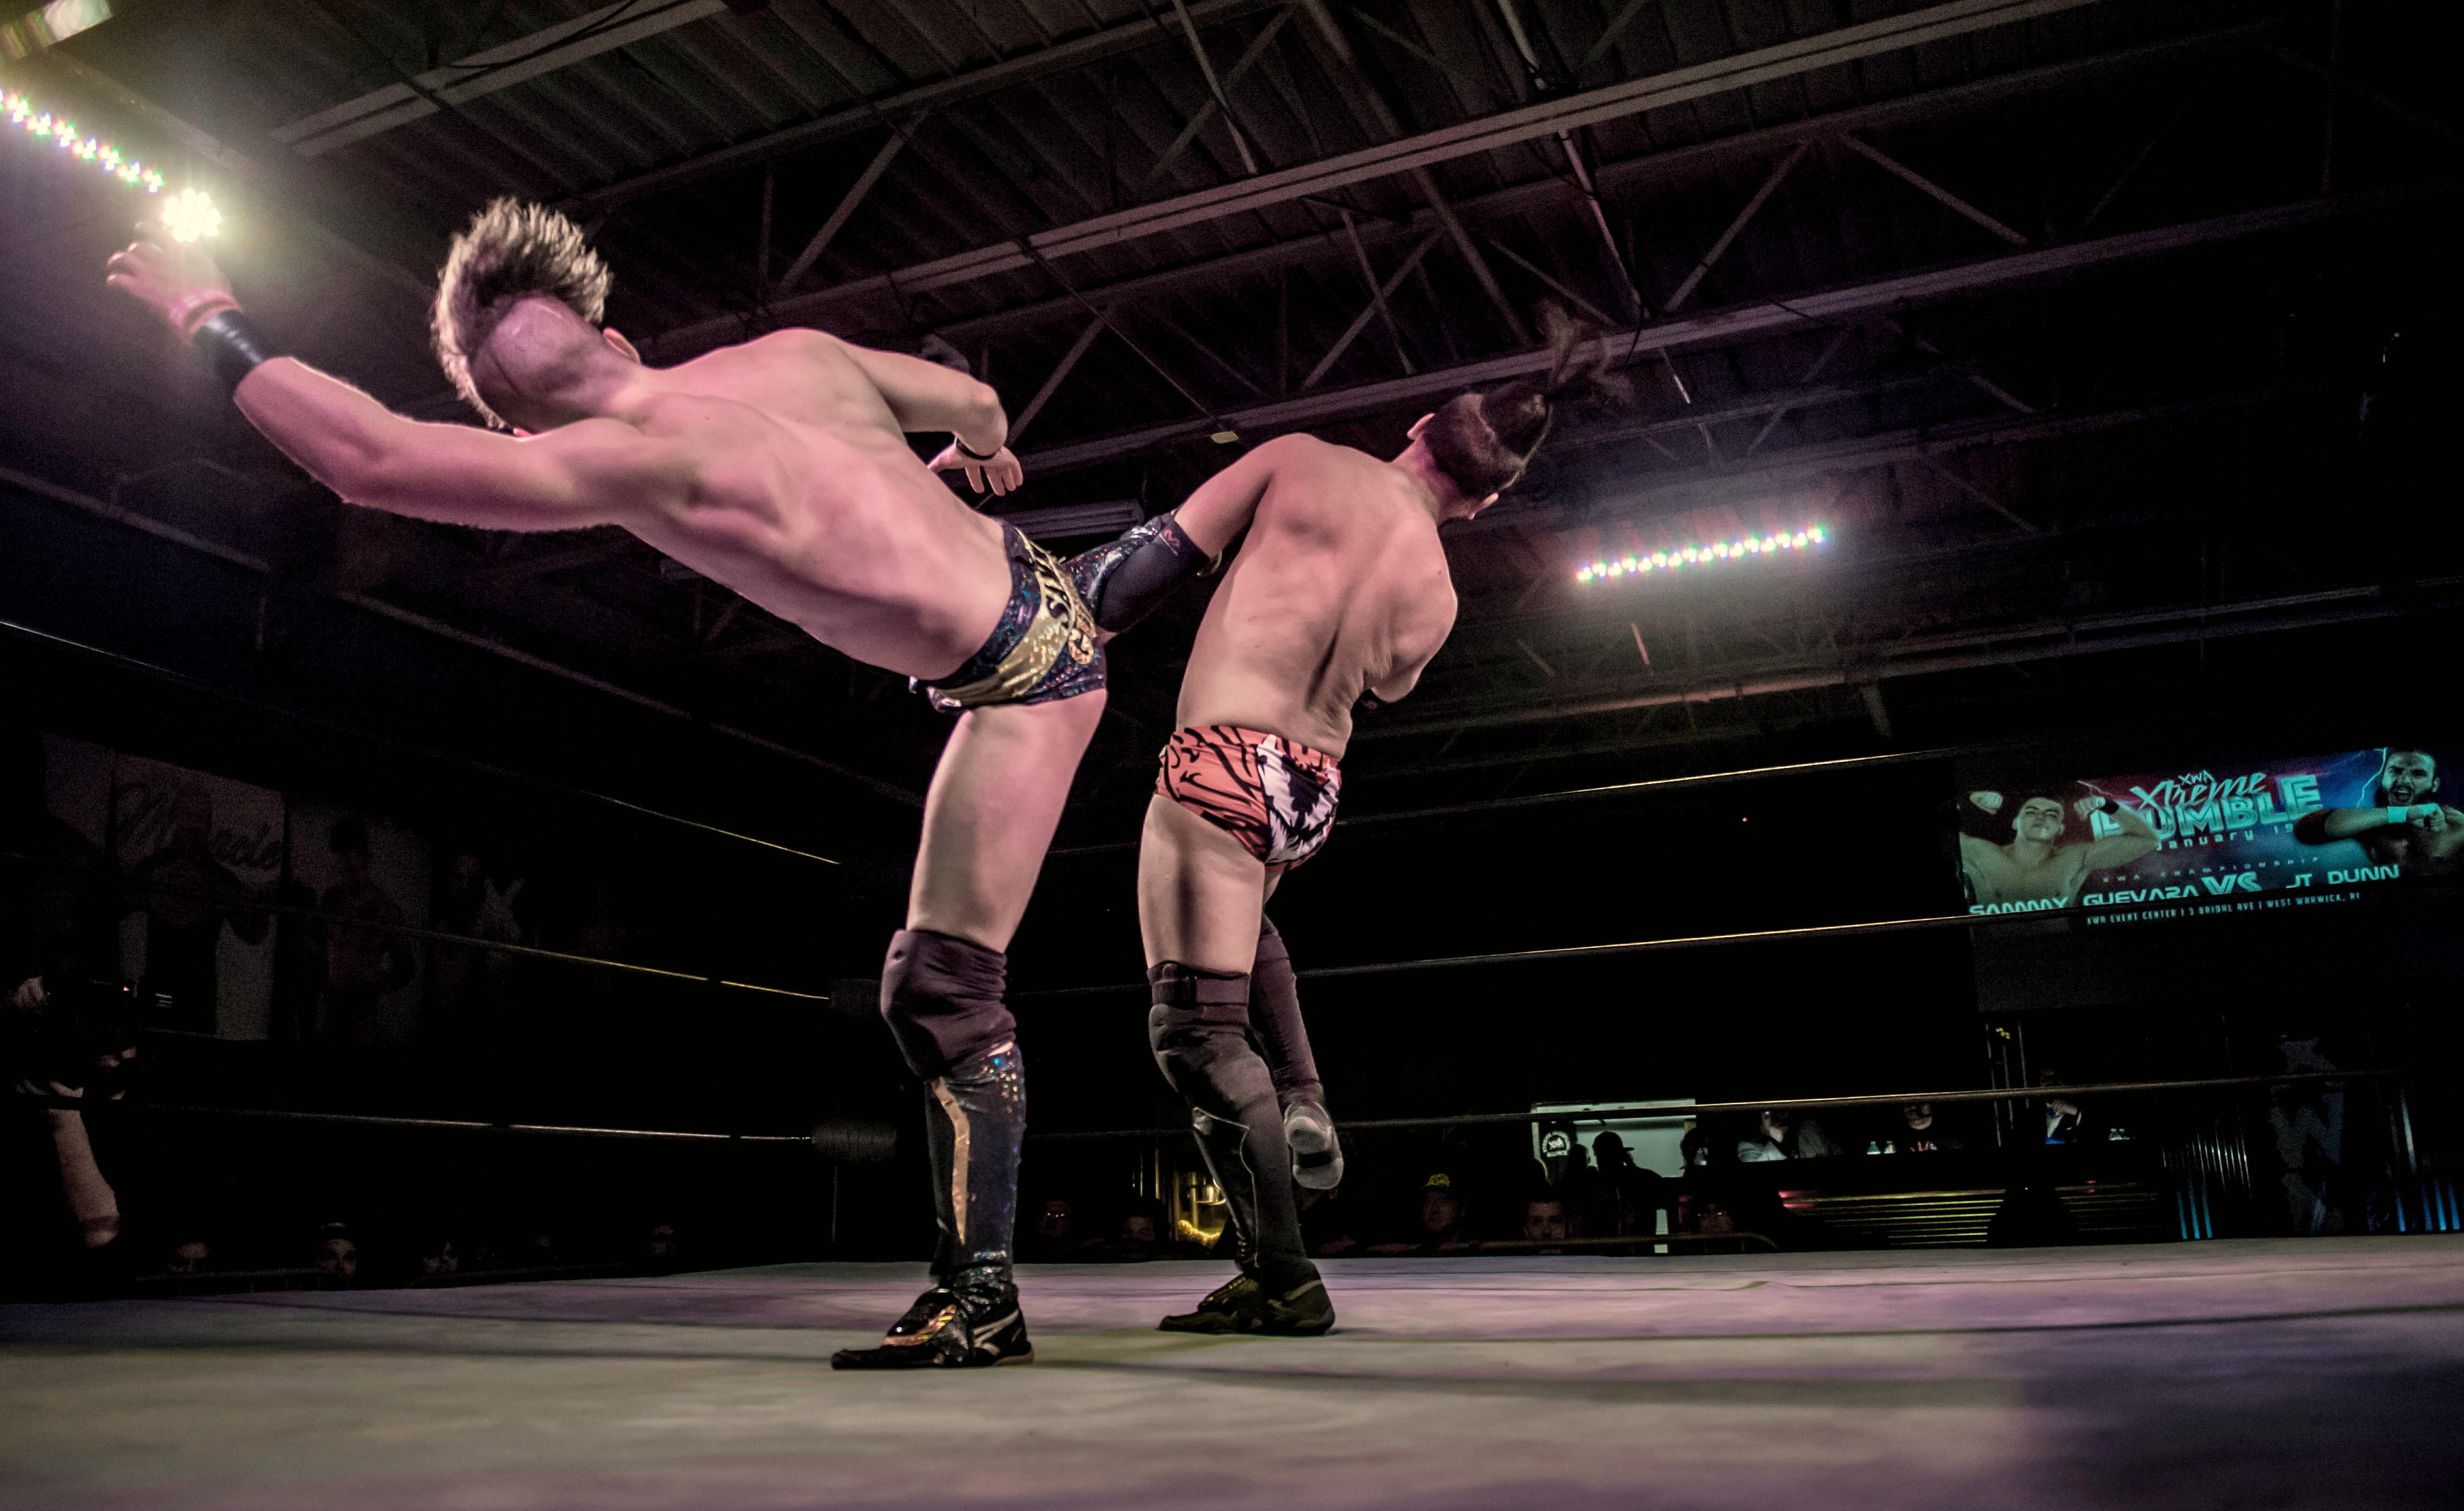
[314,818,416,1047]
[1297,1184,1357,1258]
[164,1237,210,1276]
[1736,1108,1843,1161]
[2038,1071,2105,1144]
[2267,1032,2348,1235]
[1591,1132,1637,1176]
[641,1221,681,1271]
[1088,1197,1192,1262]
[1023,1196,1095,1261]
[314,1225,360,1285]
[125,782,270,1035]
[1521,1195,1571,1253]
[1369,1173,1474,1255]
[5,982,138,1288]
[417,1234,461,1282]
[1896,1102,1962,1153]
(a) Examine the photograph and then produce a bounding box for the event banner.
[1953,746,2455,927]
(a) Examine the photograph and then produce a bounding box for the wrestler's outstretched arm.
[839,342,1022,497]
[240,364,699,531]
[107,233,700,532]
[2074,797,2159,870]
[1171,432,1310,555]
[2293,805,2451,844]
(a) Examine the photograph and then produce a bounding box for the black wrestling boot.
[834,1039,1033,1370]
[831,1279,1034,1369]
[1148,965,1330,1317]
[1252,922,1343,1191]
[1158,1267,1335,1336]
[1159,1273,1258,1330]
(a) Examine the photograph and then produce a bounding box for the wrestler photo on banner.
[1953,746,2443,924]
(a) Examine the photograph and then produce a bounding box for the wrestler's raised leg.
[1139,795,1332,1335]
[832,692,1106,1371]
[1252,911,1342,1189]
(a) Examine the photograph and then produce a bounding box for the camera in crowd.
[6,976,138,1094]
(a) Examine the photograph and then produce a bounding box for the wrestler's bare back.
[219,324,1010,682]
[1176,435,1459,756]
[605,330,1013,678]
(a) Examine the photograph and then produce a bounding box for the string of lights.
[3,84,220,239]
[1576,526,1827,584]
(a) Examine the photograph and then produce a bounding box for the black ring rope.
[0,848,830,1003]
[1025,1069,2407,1142]
[0,614,848,867]
[1013,885,2461,999]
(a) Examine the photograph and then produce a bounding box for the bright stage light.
[1573,525,1831,584]
[161,185,221,243]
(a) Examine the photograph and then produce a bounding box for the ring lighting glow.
[1576,526,1827,584]
[3,85,169,194]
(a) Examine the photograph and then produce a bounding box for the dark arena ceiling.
[1,0,2453,834]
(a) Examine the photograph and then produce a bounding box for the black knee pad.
[1146,961,1250,1100]
[880,928,1015,1081]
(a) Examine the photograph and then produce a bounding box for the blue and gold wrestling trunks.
[920,522,1104,713]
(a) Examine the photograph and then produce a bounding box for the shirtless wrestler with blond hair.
[109,200,1246,1369]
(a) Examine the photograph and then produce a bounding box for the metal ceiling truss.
[641,0,2129,355]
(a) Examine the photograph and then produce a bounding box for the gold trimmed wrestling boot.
[831,1281,1034,1369]
[1158,1271,1335,1336]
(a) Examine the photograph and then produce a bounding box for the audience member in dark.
[1736,1108,1843,1162]
[1022,1197,1089,1261]
[1896,1102,1962,1153]
[1521,1195,1571,1252]
[5,978,139,1289]
[2267,1032,2348,1235]
[314,818,416,1047]
[314,1226,360,1286]
[2037,1071,2106,1145]
[1297,1184,1357,1258]
[641,1221,681,1270]
[1369,1173,1474,1255]
[1591,1132,1637,1176]
[417,1234,461,1282]
[124,782,270,1035]
[164,1238,210,1276]
[1112,1202,1163,1259]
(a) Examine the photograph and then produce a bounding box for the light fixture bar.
[3,85,168,194]
[1577,526,1828,583]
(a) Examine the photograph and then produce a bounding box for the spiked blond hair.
[431,198,613,428]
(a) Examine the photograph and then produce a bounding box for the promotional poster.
[1953,745,2457,929]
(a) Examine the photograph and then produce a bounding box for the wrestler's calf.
[1147,961,1319,1297]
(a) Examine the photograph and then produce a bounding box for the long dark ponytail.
[1421,303,1622,498]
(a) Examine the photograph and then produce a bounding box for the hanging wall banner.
[1953,745,2457,928]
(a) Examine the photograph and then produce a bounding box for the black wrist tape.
[955,436,999,461]
[191,309,277,391]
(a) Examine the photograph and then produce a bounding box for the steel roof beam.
[1009,185,2440,474]
[777,1,2104,315]
[645,8,2262,358]
[556,0,1290,212]
[274,0,734,157]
